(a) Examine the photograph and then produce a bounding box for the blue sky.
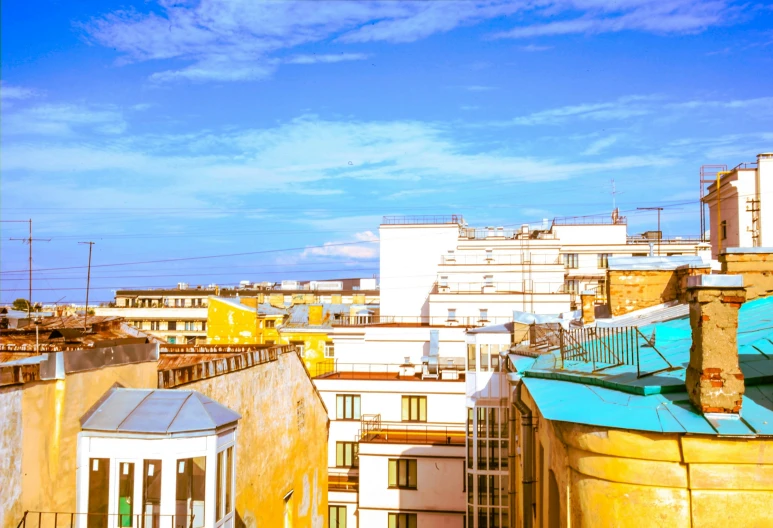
[1,0,772,304]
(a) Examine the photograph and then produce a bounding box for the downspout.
[513,378,535,528]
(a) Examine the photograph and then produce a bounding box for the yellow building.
[501,263,773,528]
[207,296,284,345]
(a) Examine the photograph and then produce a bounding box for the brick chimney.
[685,275,746,414]
[580,290,596,325]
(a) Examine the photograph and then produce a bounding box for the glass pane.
[225,447,233,514]
[401,397,409,421]
[330,507,337,526]
[388,460,397,487]
[176,457,206,528]
[388,513,397,528]
[88,458,110,528]
[408,461,417,488]
[410,398,418,420]
[217,451,223,521]
[353,396,361,420]
[118,462,134,527]
[467,344,476,370]
[337,443,344,466]
[143,460,162,528]
[336,396,344,419]
[480,345,489,372]
[408,514,417,528]
[419,398,427,422]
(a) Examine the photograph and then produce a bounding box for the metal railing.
[382,215,464,225]
[626,235,703,245]
[328,474,359,491]
[552,214,627,226]
[312,361,465,380]
[436,282,567,294]
[732,161,758,170]
[16,512,194,528]
[358,417,466,445]
[460,228,519,240]
[440,253,562,265]
[332,314,514,327]
[559,325,675,378]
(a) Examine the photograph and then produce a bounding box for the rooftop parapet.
[381,214,464,225]
[552,213,627,226]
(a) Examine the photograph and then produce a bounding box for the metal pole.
[79,242,95,329]
[29,219,32,319]
[658,208,661,257]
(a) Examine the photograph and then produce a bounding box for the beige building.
[703,152,773,258]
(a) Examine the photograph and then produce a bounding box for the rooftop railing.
[16,512,193,528]
[552,214,627,226]
[436,282,567,295]
[441,253,562,265]
[358,414,465,445]
[626,235,703,245]
[382,215,464,225]
[732,161,758,170]
[312,360,465,380]
[460,227,518,240]
[332,314,515,327]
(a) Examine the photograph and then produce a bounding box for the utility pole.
[79,241,95,329]
[637,207,664,256]
[9,219,50,318]
[611,179,623,211]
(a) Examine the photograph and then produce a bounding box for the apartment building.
[703,152,773,258]
[313,344,467,528]
[96,278,379,344]
[379,213,702,320]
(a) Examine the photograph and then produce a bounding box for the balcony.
[16,512,191,528]
[435,282,567,295]
[359,414,465,446]
[329,473,359,492]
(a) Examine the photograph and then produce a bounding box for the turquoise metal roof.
[520,296,773,437]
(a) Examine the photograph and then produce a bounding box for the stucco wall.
[19,362,158,517]
[180,351,329,528]
[720,251,773,300]
[607,267,709,316]
[0,386,23,528]
[514,390,773,528]
[208,298,259,344]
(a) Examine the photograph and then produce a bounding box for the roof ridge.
[115,390,154,431]
[166,391,195,434]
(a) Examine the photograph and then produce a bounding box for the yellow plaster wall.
[607,267,708,316]
[14,362,157,524]
[720,252,773,300]
[179,350,329,528]
[207,297,259,344]
[514,391,773,528]
[279,329,331,375]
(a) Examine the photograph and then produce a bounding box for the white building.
[379,213,702,320]
[314,366,466,528]
[703,152,773,258]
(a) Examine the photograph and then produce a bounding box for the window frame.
[335,441,359,468]
[597,253,611,269]
[447,308,457,322]
[563,253,579,269]
[324,342,335,358]
[479,308,488,322]
[336,394,361,421]
[329,505,347,528]
[388,512,417,528]
[401,395,427,422]
[388,459,418,490]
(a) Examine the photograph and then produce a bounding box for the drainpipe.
[509,396,517,526]
[513,378,535,528]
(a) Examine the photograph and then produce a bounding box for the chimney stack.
[580,290,596,325]
[685,275,746,414]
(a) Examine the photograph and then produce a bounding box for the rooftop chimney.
[685,275,746,414]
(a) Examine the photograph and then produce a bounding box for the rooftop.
[515,296,773,437]
[81,387,240,436]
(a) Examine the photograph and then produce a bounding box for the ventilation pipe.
[513,378,535,528]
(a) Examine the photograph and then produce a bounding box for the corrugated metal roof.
[521,296,773,437]
[81,388,240,435]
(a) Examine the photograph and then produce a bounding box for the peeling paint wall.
[0,386,23,528]
[607,266,709,316]
[720,251,773,300]
[208,298,260,344]
[514,391,773,528]
[179,350,329,528]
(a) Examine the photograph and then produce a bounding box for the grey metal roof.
[81,388,240,436]
[608,255,709,271]
[723,247,773,254]
[596,303,689,328]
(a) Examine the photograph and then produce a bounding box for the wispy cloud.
[582,135,620,156]
[1,82,42,101]
[462,85,497,92]
[81,0,741,84]
[284,53,368,65]
[518,44,552,52]
[301,231,379,260]
[3,103,127,136]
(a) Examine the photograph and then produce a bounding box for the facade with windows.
[76,388,240,528]
[379,213,703,319]
[93,306,208,344]
[314,368,467,528]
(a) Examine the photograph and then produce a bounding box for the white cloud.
[302,231,379,260]
[461,85,498,92]
[3,103,127,136]
[518,44,552,52]
[1,82,41,101]
[284,53,368,65]
[81,0,740,83]
[582,135,620,156]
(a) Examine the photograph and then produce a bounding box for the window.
[329,505,347,528]
[133,321,143,328]
[467,344,476,371]
[88,458,110,528]
[479,309,488,321]
[201,321,206,331]
[721,220,727,240]
[265,319,275,328]
[167,336,176,344]
[336,442,359,467]
[597,279,607,297]
[216,447,234,521]
[150,321,160,331]
[388,513,417,528]
[597,253,611,268]
[175,299,182,307]
[483,275,494,287]
[176,457,206,528]
[565,279,580,295]
[336,395,361,420]
[439,276,448,288]
[485,248,493,260]
[142,461,162,526]
[401,396,427,422]
[447,308,457,321]
[563,253,579,269]
[291,341,305,355]
[324,342,335,358]
[185,321,195,331]
[388,460,417,489]
[118,462,134,526]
